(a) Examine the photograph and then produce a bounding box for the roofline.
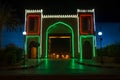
[77,9,95,13]
[43,15,77,18]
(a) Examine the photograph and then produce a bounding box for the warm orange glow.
[53,53,55,55]
[56,54,59,59]
[61,54,64,58]
[65,55,69,59]
[48,53,70,59]
[31,47,37,59]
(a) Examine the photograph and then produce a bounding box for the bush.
[1,44,23,65]
[4,51,17,65]
[96,42,120,63]
[16,48,23,62]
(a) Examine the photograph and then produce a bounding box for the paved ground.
[77,59,120,68]
[0,59,42,70]
[0,59,120,79]
[1,59,120,75]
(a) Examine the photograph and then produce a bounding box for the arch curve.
[45,21,74,58]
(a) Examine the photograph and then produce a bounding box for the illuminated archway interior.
[46,22,74,59]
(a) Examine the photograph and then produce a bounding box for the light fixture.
[98,31,102,36]
[23,31,26,35]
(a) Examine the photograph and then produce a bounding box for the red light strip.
[80,14,94,34]
[26,14,40,35]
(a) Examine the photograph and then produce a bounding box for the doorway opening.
[45,22,74,58]
[48,34,72,59]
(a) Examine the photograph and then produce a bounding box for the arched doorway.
[83,41,92,59]
[45,22,74,59]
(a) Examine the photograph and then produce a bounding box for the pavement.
[0,59,44,70]
[1,59,120,80]
[0,58,120,70]
[76,59,120,68]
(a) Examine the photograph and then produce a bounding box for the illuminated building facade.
[23,9,96,61]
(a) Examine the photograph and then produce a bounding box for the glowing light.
[98,32,102,36]
[40,11,43,58]
[53,53,55,55]
[56,54,59,59]
[46,22,74,58]
[45,59,48,69]
[77,14,80,53]
[80,35,96,61]
[77,9,95,13]
[31,47,37,58]
[65,55,70,59]
[61,55,64,58]
[23,31,26,35]
[43,15,77,18]
[25,9,43,13]
[71,59,75,69]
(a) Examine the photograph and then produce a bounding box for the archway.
[83,41,92,59]
[45,22,74,59]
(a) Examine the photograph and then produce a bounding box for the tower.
[77,9,96,61]
[24,10,42,59]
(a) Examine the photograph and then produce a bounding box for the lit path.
[36,59,103,75]
[0,59,120,75]
[36,59,120,75]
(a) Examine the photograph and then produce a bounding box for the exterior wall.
[42,18,78,58]
[24,9,96,60]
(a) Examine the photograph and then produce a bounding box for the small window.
[82,16,91,33]
[26,14,40,35]
[80,14,93,34]
[28,17,38,33]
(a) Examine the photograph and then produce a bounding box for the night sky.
[1,0,120,22]
[1,0,120,48]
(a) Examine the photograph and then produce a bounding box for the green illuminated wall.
[42,18,78,58]
[24,11,96,59]
[80,35,95,61]
[25,36,40,59]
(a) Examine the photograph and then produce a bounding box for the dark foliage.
[0,44,23,65]
[97,42,120,63]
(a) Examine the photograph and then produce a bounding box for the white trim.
[77,9,95,13]
[93,10,96,32]
[43,15,77,18]
[25,9,43,13]
[40,11,43,58]
[93,35,96,48]
[77,13,80,53]
[24,10,27,31]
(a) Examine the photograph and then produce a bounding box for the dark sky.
[1,0,120,23]
[1,0,120,48]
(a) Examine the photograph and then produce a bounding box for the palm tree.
[0,2,20,48]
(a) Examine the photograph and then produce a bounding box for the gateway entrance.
[48,34,72,59]
[45,22,74,58]
[24,9,96,61]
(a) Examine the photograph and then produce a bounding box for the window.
[29,17,38,32]
[26,14,40,35]
[80,14,93,34]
